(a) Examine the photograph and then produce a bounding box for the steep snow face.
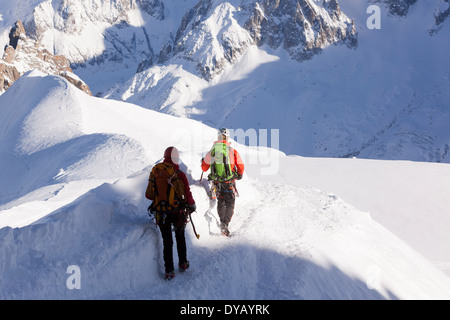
[170,1,254,80]
[0,70,83,155]
[0,69,217,208]
[0,71,148,207]
[105,63,209,117]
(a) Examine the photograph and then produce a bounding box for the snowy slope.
[248,156,450,277]
[0,69,214,224]
[0,72,449,299]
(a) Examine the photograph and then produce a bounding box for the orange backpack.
[146,162,186,213]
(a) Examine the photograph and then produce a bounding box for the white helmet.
[218,127,230,139]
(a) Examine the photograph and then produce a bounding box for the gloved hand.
[188,204,197,213]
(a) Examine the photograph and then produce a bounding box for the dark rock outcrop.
[1,20,92,95]
[370,0,417,17]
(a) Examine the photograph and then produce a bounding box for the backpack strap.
[223,145,232,179]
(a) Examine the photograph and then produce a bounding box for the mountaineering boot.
[221,226,230,237]
[165,270,175,281]
[179,261,190,272]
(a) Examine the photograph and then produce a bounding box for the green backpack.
[208,142,235,182]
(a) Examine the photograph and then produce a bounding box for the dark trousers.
[158,213,187,273]
[217,191,235,228]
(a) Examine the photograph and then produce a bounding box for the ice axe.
[189,211,200,240]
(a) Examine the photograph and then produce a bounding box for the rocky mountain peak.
[164,0,357,80]
[1,0,358,86]
[1,20,92,95]
[244,0,357,62]
[8,20,26,50]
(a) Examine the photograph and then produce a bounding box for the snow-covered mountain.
[0,71,449,299]
[1,0,356,79]
[1,0,448,162]
[161,0,356,80]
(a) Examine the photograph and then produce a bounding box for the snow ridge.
[0,71,450,299]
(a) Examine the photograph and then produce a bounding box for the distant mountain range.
[1,0,449,162]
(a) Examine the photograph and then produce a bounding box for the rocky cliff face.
[1,22,23,94]
[1,20,92,95]
[244,0,357,61]
[431,0,450,35]
[163,0,357,80]
[0,62,20,94]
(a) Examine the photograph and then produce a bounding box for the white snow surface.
[0,71,449,299]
